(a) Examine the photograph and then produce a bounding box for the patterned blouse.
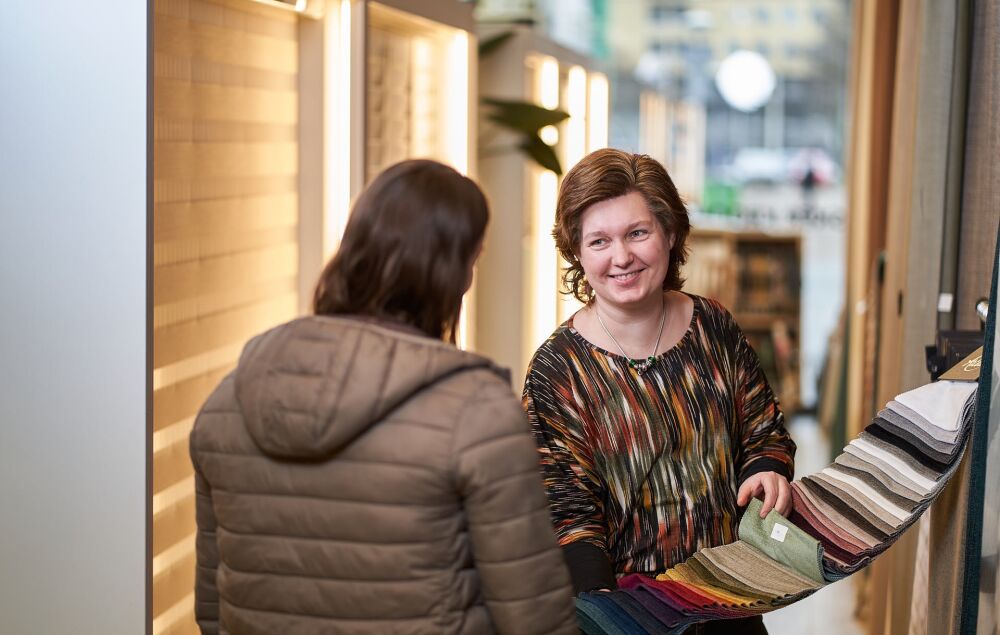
[523,294,795,592]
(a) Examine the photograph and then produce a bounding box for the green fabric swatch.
[738,498,826,584]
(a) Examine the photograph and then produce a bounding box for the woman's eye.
[629,229,648,238]
[589,238,607,247]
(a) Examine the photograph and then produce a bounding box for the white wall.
[0,3,149,633]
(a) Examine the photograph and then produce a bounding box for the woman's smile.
[608,268,645,283]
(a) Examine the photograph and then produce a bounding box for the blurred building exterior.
[607,1,850,168]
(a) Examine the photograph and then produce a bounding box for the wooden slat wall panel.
[154,294,297,367]
[152,0,299,633]
[155,275,297,329]
[154,368,231,431]
[155,193,297,238]
[155,243,297,302]
[153,551,197,617]
[153,494,197,555]
[155,175,297,204]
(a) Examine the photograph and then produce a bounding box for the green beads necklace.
[594,296,667,376]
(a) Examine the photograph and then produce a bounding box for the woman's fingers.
[775,477,792,516]
[738,472,792,517]
[736,477,759,506]
[759,476,777,517]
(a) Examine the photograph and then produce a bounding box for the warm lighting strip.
[324,0,353,259]
[444,31,473,348]
[530,56,561,350]
[537,56,560,147]
[445,31,470,175]
[565,66,588,169]
[587,73,609,152]
[533,170,560,348]
[410,37,435,159]
[556,65,589,323]
[249,0,309,14]
[538,56,560,109]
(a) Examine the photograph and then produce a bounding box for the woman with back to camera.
[524,149,796,634]
[189,159,577,635]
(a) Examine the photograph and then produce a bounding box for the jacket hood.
[233,316,506,459]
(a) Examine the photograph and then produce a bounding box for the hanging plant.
[478,31,570,175]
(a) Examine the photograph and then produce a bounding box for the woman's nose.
[610,241,633,267]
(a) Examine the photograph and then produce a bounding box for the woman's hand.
[737,471,791,518]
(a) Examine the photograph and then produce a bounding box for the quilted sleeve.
[452,379,578,635]
[189,428,220,634]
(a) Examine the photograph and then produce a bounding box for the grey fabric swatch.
[816,469,910,525]
[857,431,942,482]
[828,457,922,511]
[842,443,934,499]
[794,479,883,546]
[886,400,961,443]
[807,474,900,534]
[877,407,959,454]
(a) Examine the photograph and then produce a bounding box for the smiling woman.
[577,192,674,312]
[524,149,796,635]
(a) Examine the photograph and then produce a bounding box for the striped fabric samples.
[575,379,979,634]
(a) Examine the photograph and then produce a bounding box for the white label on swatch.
[770,523,788,542]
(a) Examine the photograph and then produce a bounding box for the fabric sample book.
[575,379,978,634]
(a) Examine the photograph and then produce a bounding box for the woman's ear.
[667,233,676,250]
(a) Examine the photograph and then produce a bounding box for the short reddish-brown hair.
[553,149,690,303]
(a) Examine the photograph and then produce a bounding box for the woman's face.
[577,191,673,309]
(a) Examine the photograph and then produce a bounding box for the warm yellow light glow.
[533,169,559,348]
[564,65,588,171]
[445,30,472,347]
[446,31,470,175]
[151,592,194,635]
[249,0,309,13]
[457,289,473,350]
[537,56,560,109]
[540,124,559,146]
[588,73,609,152]
[324,0,353,259]
[411,37,435,159]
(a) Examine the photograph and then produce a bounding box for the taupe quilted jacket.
[190,316,577,634]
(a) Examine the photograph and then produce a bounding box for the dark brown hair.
[553,148,690,303]
[313,159,488,342]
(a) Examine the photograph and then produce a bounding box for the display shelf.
[684,229,802,410]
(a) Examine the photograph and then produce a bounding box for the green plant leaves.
[483,98,570,134]
[478,37,570,175]
[520,134,563,175]
[478,31,515,57]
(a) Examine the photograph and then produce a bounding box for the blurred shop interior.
[145,1,1000,634]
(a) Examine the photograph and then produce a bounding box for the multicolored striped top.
[523,294,795,592]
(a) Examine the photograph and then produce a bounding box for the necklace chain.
[594,296,667,375]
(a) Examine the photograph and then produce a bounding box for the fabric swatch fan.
[575,353,986,634]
